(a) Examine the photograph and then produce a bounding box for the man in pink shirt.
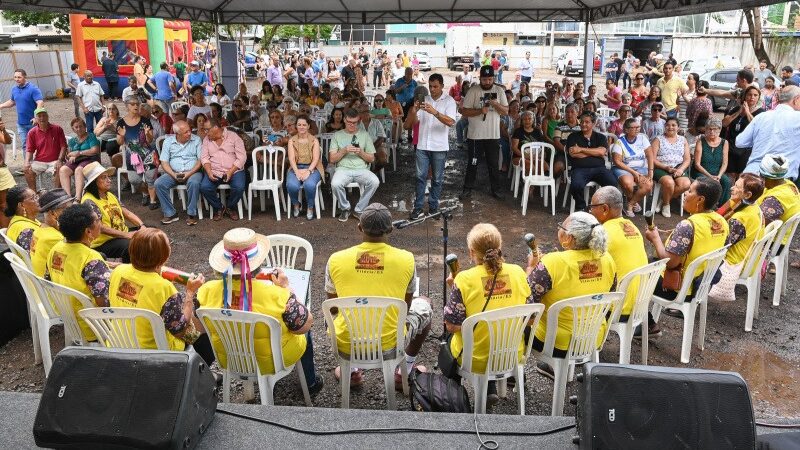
[199,118,246,220]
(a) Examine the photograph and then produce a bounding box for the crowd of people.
[1,46,800,408]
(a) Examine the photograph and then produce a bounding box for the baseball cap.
[34,107,47,115]
[359,203,393,237]
[479,65,494,78]
[190,61,199,66]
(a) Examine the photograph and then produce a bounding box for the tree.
[276,24,333,41]
[192,22,216,41]
[744,7,774,70]
[1,11,70,33]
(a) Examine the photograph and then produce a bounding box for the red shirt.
[26,123,66,163]
[158,113,174,135]
[449,84,462,102]
[491,59,501,71]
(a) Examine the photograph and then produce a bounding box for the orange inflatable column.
[70,14,88,73]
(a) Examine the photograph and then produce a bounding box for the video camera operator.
[121,75,151,105]
[458,65,508,200]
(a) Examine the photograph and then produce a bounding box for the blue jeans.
[570,166,619,210]
[500,137,511,169]
[455,117,468,146]
[414,150,447,211]
[155,172,203,217]
[300,331,318,387]
[18,123,32,152]
[84,109,104,135]
[286,164,321,208]
[200,170,246,210]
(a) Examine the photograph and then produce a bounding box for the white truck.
[445,26,483,71]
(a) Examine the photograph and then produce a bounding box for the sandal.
[334,366,364,387]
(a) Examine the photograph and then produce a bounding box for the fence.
[0,50,74,101]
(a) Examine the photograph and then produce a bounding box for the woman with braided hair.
[444,223,532,408]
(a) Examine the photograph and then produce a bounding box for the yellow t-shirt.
[681,212,729,290]
[534,249,617,351]
[7,215,40,249]
[30,226,64,277]
[198,279,306,374]
[47,241,108,341]
[603,217,648,316]
[109,264,185,351]
[326,241,415,354]
[656,76,687,112]
[726,203,763,267]
[449,263,532,374]
[758,181,800,245]
[82,191,128,248]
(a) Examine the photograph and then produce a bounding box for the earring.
[21,207,27,217]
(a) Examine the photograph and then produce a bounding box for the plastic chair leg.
[247,188,254,220]
[773,254,785,306]
[641,319,649,365]
[745,277,757,331]
[296,361,312,407]
[498,379,507,399]
[273,189,282,221]
[516,365,525,416]
[680,305,696,364]
[550,184,556,216]
[382,360,397,410]
[473,374,487,414]
[551,359,569,416]
[521,182,530,216]
[618,327,631,364]
[222,370,231,403]
[698,301,708,351]
[243,380,255,402]
[40,323,54,377]
[400,360,409,396]
[257,375,273,406]
[340,360,351,409]
[29,314,41,365]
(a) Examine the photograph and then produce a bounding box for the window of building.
[417,37,438,45]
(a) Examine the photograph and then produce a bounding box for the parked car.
[699,68,742,111]
[556,48,584,76]
[415,52,431,71]
[679,55,741,80]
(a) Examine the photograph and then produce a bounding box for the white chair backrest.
[155,135,169,156]
[741,221,780,278]
[38,273,94,345]
[222,104,232,115]
[542,292,624,360]
[597,107,616,119]
[259,101,269,110]
[0,228,33,270]
[318,133,334,156]
[309,105,320,115]
[170,101,188,114]
[390,118,403,146]
[264,234,313,270]
[521,142,556,179]
[365,94,376,107]
[197,308,287,376]
[4,252,60,320]
[79,306,170,350]
[673,245,731,301]
[771,213,800,256]
[251,145,286,184]
[616,259,668,326]
[460,304,545,375]
[321,297,407,365]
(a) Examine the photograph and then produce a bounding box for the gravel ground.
[0,68,797,419]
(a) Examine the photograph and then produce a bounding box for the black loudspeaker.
[575,363,755,449]
[33,347,217,449]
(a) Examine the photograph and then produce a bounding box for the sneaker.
[186,216,198,226]
[625,207,635,218]
[351,211,360,220]
[307,375,324,396]
[306,209,315,220]
[428,208,439,219]
[148,201,160,210]
[409,209,425,220]
[334,366,363,387]
[632,202,642,213]
[633,323,663,339]
[395,364,427,391]
[337,209,350,222]
[141,195,150,206]
[535,361,555,381]
[661,204,671,218]
[161,214,180,225]
[293,206,300,218]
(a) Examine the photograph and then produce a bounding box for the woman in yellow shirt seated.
[4,186,41,251]
[108,228,216,366]
[444,223,532,408]
[29,189,74,277]
[197,228,323,395]
[80,162,146,263]
[525,211,616,380]
[46,203,111,342]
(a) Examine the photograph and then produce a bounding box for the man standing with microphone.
[405,73,456,220]
[459,65,508,200]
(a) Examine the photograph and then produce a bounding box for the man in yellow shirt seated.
[325,203,431,388]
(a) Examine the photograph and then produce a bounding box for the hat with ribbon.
[759,154,789,179]
[208,228,271,311]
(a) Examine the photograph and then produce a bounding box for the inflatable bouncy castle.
[70,15,192,97]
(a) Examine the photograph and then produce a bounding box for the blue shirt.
[11,82,43,125]
[160,134,202,172]
[393,78,417,106]
[152,70,174,101]
[736,104,800,179]
[187,71,208,89]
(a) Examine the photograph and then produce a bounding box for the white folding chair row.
[607,259,669,364]
[518,142,557,216]
[458,304,545,414]
[79,306,171,350]
[321,296,409,410]
[1,230,40,363]
[766,212,800,307]
[651,245,730,364]
[740,220,781,331]
[197,308,312,406]
[248,145,286,221]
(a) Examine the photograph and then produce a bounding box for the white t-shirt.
[392,66,405,83]
[416,94,457,152]
[519,59,533,78]
[464,84,508,140]
[187,104,212,121]
[76,81,105,111]
[612,133,649,172]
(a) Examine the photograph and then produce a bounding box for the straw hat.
[81,161,116,188]
[208,228,271,274]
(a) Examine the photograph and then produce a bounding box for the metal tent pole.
[582,18,591,95]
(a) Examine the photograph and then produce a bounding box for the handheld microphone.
[644,211,655,230]
[445,253,460,276]
[523,233,539,257]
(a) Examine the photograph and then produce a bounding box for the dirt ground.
[0,68,798,419]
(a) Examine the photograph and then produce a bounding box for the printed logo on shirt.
[621,221,639,238]
[50,251,66,273]
[482,274,512,297]
[709,218,725,236]
[355,251,384,272]
[30,236,38,254]
[789,184,799,195]
[104,203,125,230]
[578,259,603,281]
[116,277,143,305]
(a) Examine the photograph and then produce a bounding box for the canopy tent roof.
[1,0,786,24]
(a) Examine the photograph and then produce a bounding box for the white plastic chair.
[170,184,204,220]
[390,118,402,171]
[607,259,668,364]
[648,183,685,217]
[248,145,286,221]
[458,304,545,414]
[197,308,312,406]
[79,306,170,350]
[766,213,800,307]
[740,221,781,331]
[285,177,325,220]
[264,234,313,270]
[2,241,41,364]
[208,183,246,220]
[321,296,409,410]
[318,132,334,169]
[601,132,618,169]
[116,146,136,199]
[596,108,616,131]
[170,101,188,114]
[518,142,557,216]
[651,245,730,364]
[7,129,17,160]
[536,292,624,416]
[329,167,364,217]
[155,135,168,155]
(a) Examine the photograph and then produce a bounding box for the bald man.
[155,120,204,225]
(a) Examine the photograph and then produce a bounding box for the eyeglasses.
[585,203,607,211]
[345,120,359,125]
[635,77,644,80]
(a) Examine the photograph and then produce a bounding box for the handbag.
[437,272,499,379]
[708,260,744,302]
[662,221,694,291]
[409,367,472,413]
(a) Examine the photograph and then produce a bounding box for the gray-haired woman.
[525,211,617,379]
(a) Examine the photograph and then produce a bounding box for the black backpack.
[409,368,472,413]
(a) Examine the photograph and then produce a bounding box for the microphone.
[445,253,460,276]
[523,232,539,255]
[392,219,410,229]
[644,211,655,230]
